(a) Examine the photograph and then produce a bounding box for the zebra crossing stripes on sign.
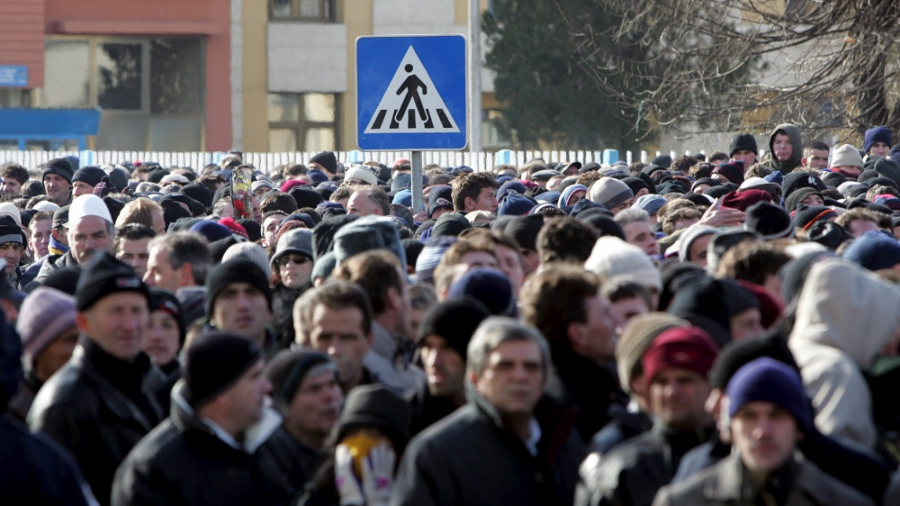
[364,46,460,134]
[356,34,467,150]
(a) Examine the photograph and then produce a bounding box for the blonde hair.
[115,197,163,228]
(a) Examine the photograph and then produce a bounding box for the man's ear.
[178,263,194,287]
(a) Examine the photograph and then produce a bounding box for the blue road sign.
[357,35,467,151]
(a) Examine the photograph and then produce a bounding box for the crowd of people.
[3,124,900,505]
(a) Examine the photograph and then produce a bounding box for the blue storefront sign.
[0,66,28,87]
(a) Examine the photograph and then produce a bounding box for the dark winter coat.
[28,339,164,506]
[112,381,298,506]
[576,425,713,506]
[654,451,872,506]
[390,390,585,506]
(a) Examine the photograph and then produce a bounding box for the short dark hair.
[521,264,600,345]
[259,192,299,216]
[714,242,791,286]
[0,163,29,185]
[282,164,307,178]
[537,217,599,265]
[804,140,830,152]
[295,280,374,338]
[602,279,652,310]
[333,249,405,315]
[451,172,496,211]
[113,223,156,253]
[671,155,699,174]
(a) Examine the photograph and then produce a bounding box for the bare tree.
[564,0,900,143]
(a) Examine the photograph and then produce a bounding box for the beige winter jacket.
[789,258,900,451]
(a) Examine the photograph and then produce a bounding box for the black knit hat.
[309,151,338,175]
[710,329,798,390]
[792,204,838,232]
[182,183,213,209]
[204,258,273,322]
[289,186,324,209]
[782,172,826,199]
[335,384,412,454]
[729,133,758,157]
[0,215,24,246]
[503,214,544,251]
[744,201,793,240]
[75,251,149,311]
[431,213,472,238]
[265,349,335,407]
[417,298,491,361]
[72,166,106,187]
[149,288,186,343]
[41,158,75,185]
[183,330,262,407]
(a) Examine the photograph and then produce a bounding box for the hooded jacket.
[764,124,803,174]
[789,258,900,451]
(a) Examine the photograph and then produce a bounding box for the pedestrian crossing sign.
[357,35,467,150]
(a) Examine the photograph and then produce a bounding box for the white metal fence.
[0,149,694,174]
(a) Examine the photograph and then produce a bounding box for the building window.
[269,0,335,21]
[268,92,339,151]
[34,37,205,151]
[0,89,31,108]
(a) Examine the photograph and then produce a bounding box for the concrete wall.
[268,23,348,93]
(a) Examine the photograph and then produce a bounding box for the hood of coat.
[790,258,900,368]
[768,124,803,172]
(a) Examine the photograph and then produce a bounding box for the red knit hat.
[736,280,782,329]
[720,189,773,212]
[642,326,718,385]
[218,217,249,239]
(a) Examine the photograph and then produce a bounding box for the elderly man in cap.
[578,326,718,506]
[41,158,75,207]
[653,358,872,506]
[112,331,295,506]
[35,194,114,283]
[391,317,584,506]
[205,258,276,357]
[28,251,163,505]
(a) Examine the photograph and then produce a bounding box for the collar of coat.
[171,379,282,454]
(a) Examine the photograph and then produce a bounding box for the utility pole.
[468,0,482,153]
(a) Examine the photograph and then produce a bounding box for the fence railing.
[0,149,705,174]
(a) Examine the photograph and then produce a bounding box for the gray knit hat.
[588,178,634,209]
[270,228,314,272]
[676,224,717,262]
[615,312,689,394]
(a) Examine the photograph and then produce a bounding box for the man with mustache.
[653,358,871,506]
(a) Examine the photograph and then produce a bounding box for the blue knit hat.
[843,231,900,271]
[726,357,812,432]
[497,192,536,216]
[864,126,893,154]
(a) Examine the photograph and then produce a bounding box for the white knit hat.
[831,144,864,168]
[344,166,378,186]
[67,194,112,226]
[32,201,60,213]
[0,202,22,229]
[585,236,662,292]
